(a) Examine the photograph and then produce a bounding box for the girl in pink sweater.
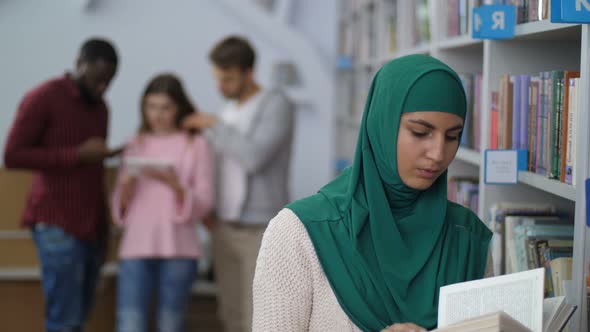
[111,73,214,332]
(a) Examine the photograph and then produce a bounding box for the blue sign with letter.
[552,0,590,23]
[472,5,516,40]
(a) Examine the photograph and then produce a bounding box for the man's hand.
[107,145,125,158]
[182,113,219,131]
[78,137,109,164]
[202,215,218,232]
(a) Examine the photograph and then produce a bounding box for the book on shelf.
[486,202,575,311]
[448,177,479,213]
[446,0,482,38]
[490,71,580,185]
[487,202,558,276]
[338,22,354,57]
[458,73,482,151]
[491,0,550,23]
[503,215,574,297]
[436,269,576,332]
[491,92,499,150]
[564,73,580,185]
[382,0,397,55]
[410,0,430,47]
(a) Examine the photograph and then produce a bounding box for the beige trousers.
[212,223,266,332]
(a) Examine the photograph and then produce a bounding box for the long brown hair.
[139,73,197,133]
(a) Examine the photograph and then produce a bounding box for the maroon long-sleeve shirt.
[4,73,109,241]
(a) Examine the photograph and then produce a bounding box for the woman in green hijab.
[252,55,492,332]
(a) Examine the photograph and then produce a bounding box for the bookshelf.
[455,147,481,166]
[517,171,577,201]
[335,1,589,330]
[436,35,482,51]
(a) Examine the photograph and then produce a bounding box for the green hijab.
[287,55,491,331]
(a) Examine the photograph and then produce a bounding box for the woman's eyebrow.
[408,119,434,129]
[408,119,463,132]
[446,124,464,132]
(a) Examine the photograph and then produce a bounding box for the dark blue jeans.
[117,258,197,332]
[31,223,104,332]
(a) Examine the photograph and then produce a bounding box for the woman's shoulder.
[173,133,211,158]
[286,192,343,223]
[262,208,322,260]
[446,200,492,238]
[265,208,310,243]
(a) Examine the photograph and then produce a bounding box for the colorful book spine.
[536,72,549,176]
[502,75,514,149]
[561,71,580,183]
[448,0,460,37]
[549,71,563,179]
[512,75,521,150]
[528,0,539,22]
[567,78,580,186]
[520,75,531,151]
[545,72,553,177]
[491,92,499,150]
[474,74,483,151]
[529,78,540,172]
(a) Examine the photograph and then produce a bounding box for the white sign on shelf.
[484,149,528,184]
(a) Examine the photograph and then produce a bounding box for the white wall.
[0,0,337,199]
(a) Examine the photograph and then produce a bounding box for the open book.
[124,156,173,176]
[435,268,576,332]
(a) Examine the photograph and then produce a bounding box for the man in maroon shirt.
[4,38,118,332]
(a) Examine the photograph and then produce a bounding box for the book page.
[438,268,544,332]
[542,296,565,332]
[124,156,174,175]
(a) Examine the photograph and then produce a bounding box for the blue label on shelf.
[336,56,353,70]
[586,178,590,227]
[472,5,516,40]
[484,149,528,184]
[335,158,351,173]
[553,0,590,23]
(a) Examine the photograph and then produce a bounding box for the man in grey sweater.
[183,36,294,332]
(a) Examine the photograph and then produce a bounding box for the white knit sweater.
[252,208,493,332]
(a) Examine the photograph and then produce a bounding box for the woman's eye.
[411,131,428,138]
[446,135,459,141]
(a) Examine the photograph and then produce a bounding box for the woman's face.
[397,111,463,190]
[144,93,178,134]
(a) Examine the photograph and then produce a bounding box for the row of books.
[504,215,573,297]
[494,0,550,24]
[488,203,573,297]
[443,0,552,39]
[338,0,378,63]
[447,0,483,38]
[410,0,430,47]
[458,73,483,151]
[338,16,379,65]
[448,177,479,213]
[348,0,374,14]
[382,0,397,55]
[490,71,581,185]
